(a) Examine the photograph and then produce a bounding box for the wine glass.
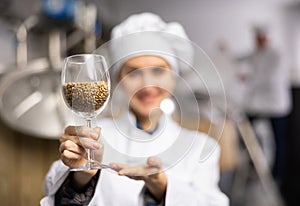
[61,54,110,170]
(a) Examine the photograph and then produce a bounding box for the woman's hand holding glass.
[58,125,103,187]
[59,126,102,169]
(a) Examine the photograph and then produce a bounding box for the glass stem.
[87,119,92,127]
[87,119,92,169]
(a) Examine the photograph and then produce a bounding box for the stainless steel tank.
[0,67,71,139]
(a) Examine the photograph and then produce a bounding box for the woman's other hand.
[110,157,167,201]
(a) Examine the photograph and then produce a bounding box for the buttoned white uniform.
[243,48,291,116]
[40,112,229,206]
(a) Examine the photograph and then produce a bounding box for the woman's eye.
[152,67,167,76]
[127,69,142,77]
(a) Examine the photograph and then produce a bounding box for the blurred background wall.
[3,0,300,82]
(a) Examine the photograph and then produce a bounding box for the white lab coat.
[242,48,291,116]
[40,112,229,206]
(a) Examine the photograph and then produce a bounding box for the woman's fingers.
[58,125,104,169]
[59,139,85,155]
[59,140,87,167]
[60,125,102,150]
[62,149,85,160]
[119,166,160,178]
[109,163,129,172]
[147,157,162,169]
[61,149,88,169]
[60,135,101,150]
[109,163,142,176]
[118,166,142,176]
[111,157,162,177]
[59,134,80,144]
[64,126,101,140]
[79,137,102,150]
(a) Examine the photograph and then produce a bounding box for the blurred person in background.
[238,25,291,189]
[41,13,229,206]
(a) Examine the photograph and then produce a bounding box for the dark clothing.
[247,115,288,185]
[54,170,163,206]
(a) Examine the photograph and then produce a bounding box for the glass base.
[70,161,113,171]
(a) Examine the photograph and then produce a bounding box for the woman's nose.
[141,72,155,86]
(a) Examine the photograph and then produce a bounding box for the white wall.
[282,4,300,85]
[102,0,300,85]
[105,0,287,56]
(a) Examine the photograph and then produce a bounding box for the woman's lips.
[136,92,159,105]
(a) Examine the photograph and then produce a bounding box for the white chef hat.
[108,12,193,81]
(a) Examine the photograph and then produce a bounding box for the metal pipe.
[49,30,62,70]
[16,24,27,68]
[15,15,39,69]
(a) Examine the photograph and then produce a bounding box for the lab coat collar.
[119,110,171,140]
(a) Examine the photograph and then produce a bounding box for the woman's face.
[119,55,175,118]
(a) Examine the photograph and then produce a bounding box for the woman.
[41,13,228,206]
